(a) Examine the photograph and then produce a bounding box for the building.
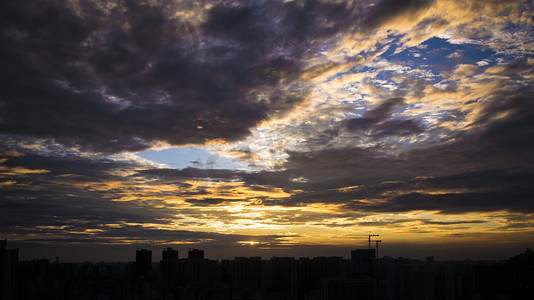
[508,247,534,299]
[188,248,204,260]
[351,248,376,278]
[162,247,178,261]
[135,249,152,276]
[160,248,179,280]
[1,239,18,300]
[270,257,297,298]
[160,248,179,299]
[323,278,374,300]
[350,249,377,299]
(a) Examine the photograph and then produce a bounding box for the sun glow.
[238,241,259,246]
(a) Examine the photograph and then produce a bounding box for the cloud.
[242,84,534,211]
[0,0,366,154]
[1,0,533,257]
[344,97,424,137]
[420,220,487,225]
[362,0,436,30]
[9,223,297,248]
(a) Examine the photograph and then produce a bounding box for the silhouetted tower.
[161,247,179,286]
[1,239,18,300]
[188,248,204,260]
[345,249,377,299]
[0,239,4,298]
[351,249,376,278]
[271,257,297,298]
[162,247,178,261]
[508,247,534,298]
[136,248,152,276]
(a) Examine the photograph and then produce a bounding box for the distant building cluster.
[1,240,533,300]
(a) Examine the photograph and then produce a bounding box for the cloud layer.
[1,0,533,259]
[1,0,365,153]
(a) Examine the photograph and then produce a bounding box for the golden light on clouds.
[1,0,533,261]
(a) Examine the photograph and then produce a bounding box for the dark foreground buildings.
[0,240,18,300]
[2,240,533,300]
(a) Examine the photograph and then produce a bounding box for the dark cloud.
[421,220,487,225]
[476,86,534,149]
[269,141,534,212]
[2,151,132,179]
[0,146,179,231]
[354,219,415,227]
[136,167,245,181]
[7,80,530,225]
[185,198,234,206]
[363,0,436,30]
[273,165,534,214]
[346,97,406,129]
[0,0,364,153]
[373,188,534,214]
[8,223,296,248]
[344,98,424,137]
[0,191,177,228]
[373,119,424,137]
[243,84,534,213]
[349,218,488,228]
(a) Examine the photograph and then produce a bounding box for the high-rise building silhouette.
[160,247,179,280]
[508,247,534,299]
[344,248,376,299]
[0,239,4,299]
[351,248,375,277]
[162,247,178,261]
[188,248,204,260]
[271,257,297,298]
[160,248,179,299]
[135,248,152,276]
[233,256,263,292]
[1,239,18,300]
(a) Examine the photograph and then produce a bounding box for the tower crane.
[367,232,379,249]
[375,240,382,258]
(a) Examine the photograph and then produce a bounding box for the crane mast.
[367,232,379,249]
[375,240,382,258]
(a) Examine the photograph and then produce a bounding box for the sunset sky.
[1,0,533,262]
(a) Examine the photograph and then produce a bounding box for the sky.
[1,0,534,262]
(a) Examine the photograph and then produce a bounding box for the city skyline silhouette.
[2,239,533,299]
